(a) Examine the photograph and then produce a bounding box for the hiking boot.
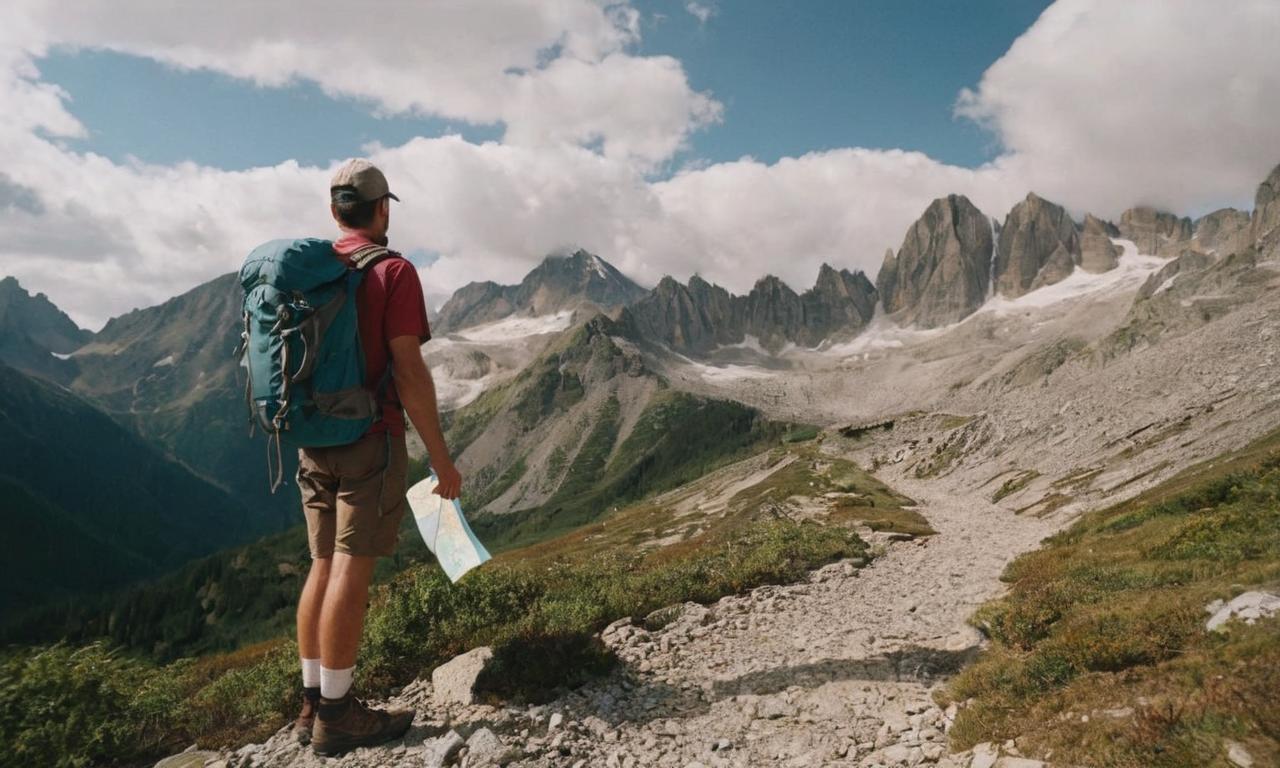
[293,686,321,744]
[311,694,413,757]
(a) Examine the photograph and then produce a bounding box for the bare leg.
[297,557,332,660]
[318,553,378,670]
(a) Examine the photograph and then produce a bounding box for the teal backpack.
[237,238,390,492]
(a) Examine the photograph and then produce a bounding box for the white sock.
[301,657,321,689]
[320,665,355,700]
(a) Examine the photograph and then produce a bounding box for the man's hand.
[388,335,463,500]
[433,459,462,500]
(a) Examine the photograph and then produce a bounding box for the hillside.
[67,272,300,524]
[0,276,90,381]
[0,363,263,615]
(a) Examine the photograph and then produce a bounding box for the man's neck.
[338,227,388,247]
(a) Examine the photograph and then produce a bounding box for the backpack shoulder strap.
[347,243,391,271]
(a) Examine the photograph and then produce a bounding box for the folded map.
[406,473,492,583]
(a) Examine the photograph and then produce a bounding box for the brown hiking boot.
[311,694,413,757]
[292,686,320,744]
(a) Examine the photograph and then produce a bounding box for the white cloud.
[685,2,716,25]
[0,0,1278,331]
[957,0,1280,216]
[9,0,714,168]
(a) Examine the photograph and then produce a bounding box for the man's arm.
[389,335,462,499]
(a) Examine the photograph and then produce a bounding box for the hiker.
[290,159,463,755]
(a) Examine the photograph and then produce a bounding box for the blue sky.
[37,0,1051,174]
[7,0,1278,330]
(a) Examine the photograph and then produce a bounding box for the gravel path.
[207,473,1058,768]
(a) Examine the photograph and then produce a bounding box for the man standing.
[292,158,463,756]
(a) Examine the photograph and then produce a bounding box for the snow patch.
[823,317,946,358]
[675,351,777,382]
[973,238,1168,316]
[50,351,73,360]
[589,254,609,279]
[453,310,574,342]
[153,354,175,367]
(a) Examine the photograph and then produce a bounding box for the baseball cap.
[330,158,400,204]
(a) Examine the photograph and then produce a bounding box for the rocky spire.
[1079,214,1121,273]
[992,192,1081,298]
[876,195,993,328]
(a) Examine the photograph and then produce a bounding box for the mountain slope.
[438,310,803,548]
[0,362,263,614]
[68,272,299,523]
[434,249,648,333]
[0,276,90,381]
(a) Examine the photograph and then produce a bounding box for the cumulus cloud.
[0,0,1278,330]
[957,0,1280,216]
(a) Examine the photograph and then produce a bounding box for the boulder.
[432,646,494,706]
[993,193,1081,297]
[466,727,518,767]
[877,195,994,328]
[1079,214,1121,272]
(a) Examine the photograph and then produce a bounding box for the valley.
[3,163,1279,768]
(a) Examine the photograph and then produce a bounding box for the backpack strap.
[347,243,391,271]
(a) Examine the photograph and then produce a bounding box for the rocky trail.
[176,474,1061,768]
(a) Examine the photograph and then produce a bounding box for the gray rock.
[756,696,797,720]
[877,194,994,328]
[432,646,494,706]
[466,727,518,767]
[993,758,1046,768]
[153,752,221,768]
[1205,591,1280,631]
[969,742,998,768]
[423,730,466,768]
[1079,213,1121,272]
[1226,739,1255,767]
[994,192,1081,298]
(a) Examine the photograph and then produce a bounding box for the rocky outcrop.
[434,250,648,333]
[628,264,877,355]
[877,195,993,328]
[1117,206,1193,255]
[1193,208,1252,258]
[993,193,1081,297]
[1079,214,1121,273]
[1251,162,1280,257]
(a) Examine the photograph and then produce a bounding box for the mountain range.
[3,161,1278,623]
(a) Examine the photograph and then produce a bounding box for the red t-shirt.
[333,232,431,436]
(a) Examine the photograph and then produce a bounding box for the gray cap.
[330,158,400,203]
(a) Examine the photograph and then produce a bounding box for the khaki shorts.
[297,431,409,559]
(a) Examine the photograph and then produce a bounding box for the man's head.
[330,158,399,238]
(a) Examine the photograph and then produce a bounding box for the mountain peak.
[877,194,993,328]
[0,274,91,378]
[435,249,647,333]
